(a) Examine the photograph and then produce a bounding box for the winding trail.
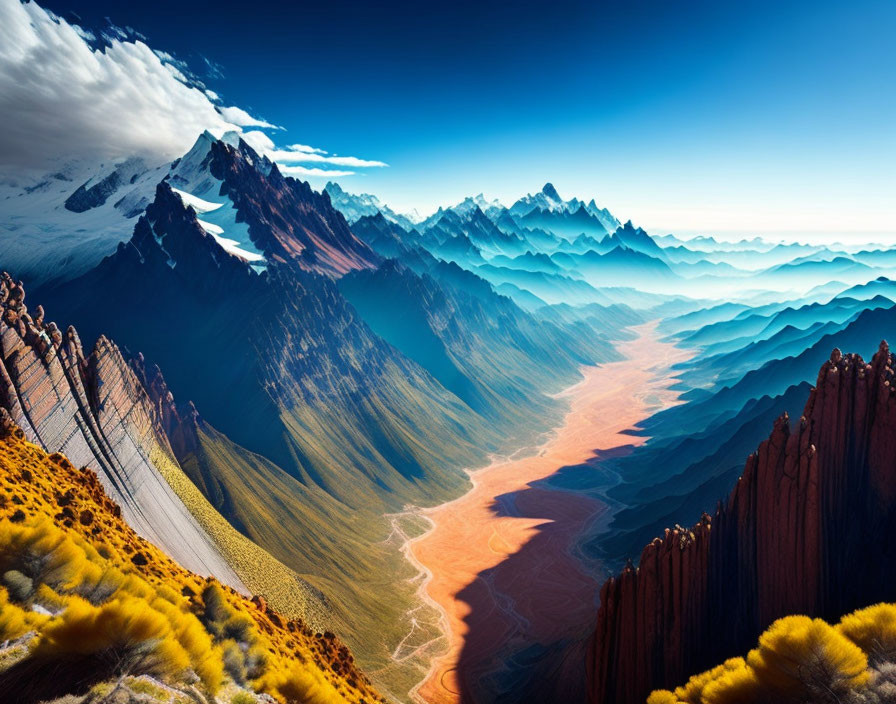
[405,321,693,703]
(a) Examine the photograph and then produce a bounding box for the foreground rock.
[589,343,896,703]
[0,273,243,588]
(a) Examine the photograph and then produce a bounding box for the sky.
[4,0,895,241]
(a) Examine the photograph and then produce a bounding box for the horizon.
[2,0,894,242]
[7,4,896,704]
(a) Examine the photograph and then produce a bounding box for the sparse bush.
[0,586,28,641]
[222,639,248,683]
[73,565,126,605]
[260,665,346,704]
[839,604,896,665]
[150,595,222,692]
[223,613,254,643]
[2,569,33,602]
[231,692,257,704]
[200,583,232,637]
[33,595,190,680]
[747,615,869,701]
[126,676,170,699]
[0,519,85,589]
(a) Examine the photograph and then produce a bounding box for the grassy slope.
[0,423,383,704]
[179,417,464,700]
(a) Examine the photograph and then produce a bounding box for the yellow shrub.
[747,616,869,698]
[33,594,190,679]
[647,691,681,704]
[838,603,896,664]
[0,429,382,704]
[0,520,86,590]
[673,658,747,703]
[151,595,223,692]
[0,586,28,640]
[259,664,346,704]
[701,658,761,704]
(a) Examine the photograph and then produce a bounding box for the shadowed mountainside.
[588,341,896,703]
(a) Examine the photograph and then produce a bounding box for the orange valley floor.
[407,321,693,703]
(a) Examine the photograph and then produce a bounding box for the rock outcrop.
[588,344,896,703]
[0,272,244,590]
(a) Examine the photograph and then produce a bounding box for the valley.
[405,323,693,703]
[0,7,892,702]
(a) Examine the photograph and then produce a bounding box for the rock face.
[0,272,244,590]
[588,343,896,704]
[170,131,380,277]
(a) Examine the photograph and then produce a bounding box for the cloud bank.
[0,0,385,183]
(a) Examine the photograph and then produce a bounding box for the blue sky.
[26,0,896,238]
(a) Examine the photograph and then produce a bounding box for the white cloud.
[0,0,386,184]
[279,165,356,178]
[0,0,245,175]
[267,146,388,168]
[288,143,327,155]
[218,105,281,130]
[240,130,276,154]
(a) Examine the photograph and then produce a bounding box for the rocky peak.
[131,353,201,457]
[175,133,377,276]
[589,341,896,703]
[541,182,561,201]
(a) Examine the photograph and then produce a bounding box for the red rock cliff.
[588,343,896,703]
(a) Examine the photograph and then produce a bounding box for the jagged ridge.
[0,273,242,588]
[589,342,896,703]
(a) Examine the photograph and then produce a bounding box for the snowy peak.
[167,134,267,272]
[449,193,505,220]
[324,181,420,231]
[125,180,258,281]
[541,182,562,203]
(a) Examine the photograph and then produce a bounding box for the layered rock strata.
[0,272,243,589]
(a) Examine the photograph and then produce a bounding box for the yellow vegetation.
[149,444,329,628]
[0,425,383,703]
[838,603,896,665]
[748,615,868,697]
[648,606,896,704]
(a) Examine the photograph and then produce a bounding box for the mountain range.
[3,130,896,704]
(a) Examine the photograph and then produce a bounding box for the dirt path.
[405,322,693,703]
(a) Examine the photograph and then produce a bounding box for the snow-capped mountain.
[445,193,505,220]
[0,156,169,284]
[507,183,620,232]
[324,181,420,230]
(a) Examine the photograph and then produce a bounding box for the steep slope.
[0,275,331,628]
[599,381,812,563]
[588,341,896,703]
[0,273,241,589]
[169,131,380,276]
[38,143,497,500]
[337,259,606,433]
[0,417,383,704]
[35,138,554,695]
